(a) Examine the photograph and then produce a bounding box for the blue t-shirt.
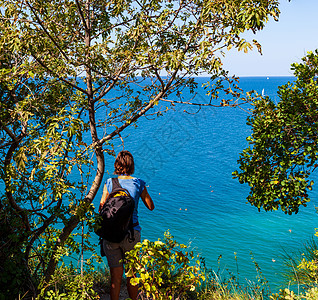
[106,177,146,232]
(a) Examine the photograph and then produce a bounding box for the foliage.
[198,273,270,300]
[197,252,270,300]
[125,231,205,299]
[297,254,318,285]
[282,236,318,289]
[274,235,318,300]
[0,196,33,299]
[270,288,318,300]
[0,0,280,297]
[234,49,318,214]
[37,264,104,300]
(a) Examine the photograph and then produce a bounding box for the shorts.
[103,230,141,268]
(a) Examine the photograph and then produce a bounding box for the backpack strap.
[111,177,132,197]
[111,177,121,191]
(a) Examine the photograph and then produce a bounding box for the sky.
[222,0,318,76]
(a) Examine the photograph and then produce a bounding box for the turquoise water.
[2,76,315,291]
[92,77,318,291]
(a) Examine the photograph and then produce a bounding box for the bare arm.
[141,186,155,211]
[99,184,109,212]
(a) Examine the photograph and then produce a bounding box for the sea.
[91,76,318,292]
[2,76,316,292]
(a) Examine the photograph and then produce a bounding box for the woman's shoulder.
[131,177,146,185]
[122,177,146,191]
[133,177,146,192]
[106,176,145,187]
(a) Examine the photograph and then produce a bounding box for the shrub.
[37,264,103,300]
[125,231,205,300]
[270,287,318,300]
[283,238,318,288]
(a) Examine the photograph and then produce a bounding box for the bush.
[37,264,105,300]
[125,231,205,300]
[270,287,318,300]
[283,238,318,288]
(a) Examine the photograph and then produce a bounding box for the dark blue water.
[93,76,318,291]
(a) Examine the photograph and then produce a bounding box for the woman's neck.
[118,175,133,179]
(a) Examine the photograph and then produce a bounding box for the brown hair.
[114,150,135,175]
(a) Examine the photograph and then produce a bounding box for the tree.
[0,0,279,297]
[234,49,318,215]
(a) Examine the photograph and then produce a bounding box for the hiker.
[99,150,155,300]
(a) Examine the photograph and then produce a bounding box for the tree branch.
[99,88,166,145]
[25,0,70,61]
[160,97,222,107]
[4,135,30,232]
[31,53,88,95]
[75,0,89,34]
[0,119,18,142]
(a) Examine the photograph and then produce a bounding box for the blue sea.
[2,76,315,292]
[92,76,318,291]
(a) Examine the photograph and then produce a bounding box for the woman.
[99,150,154,300]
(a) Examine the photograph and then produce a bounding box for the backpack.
[96,178,136,243]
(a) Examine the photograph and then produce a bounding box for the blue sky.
[222,0,318,76]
